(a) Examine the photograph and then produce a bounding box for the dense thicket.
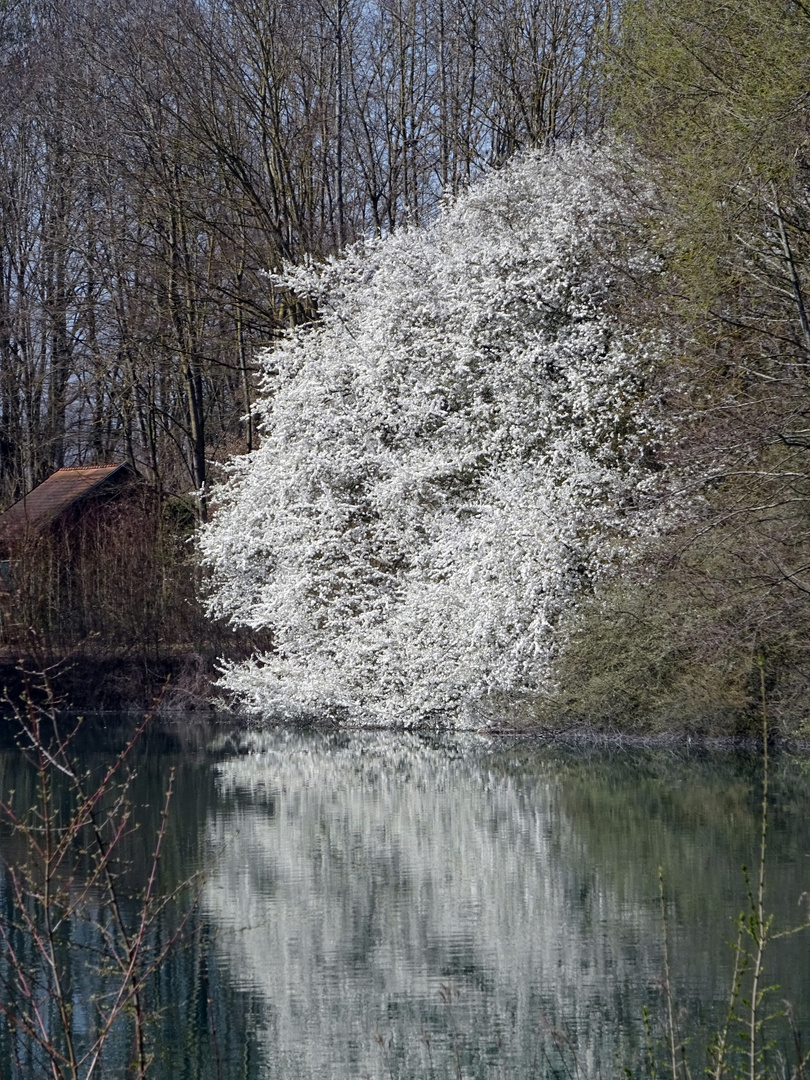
[0,0,610,511]
[552,0,810,733]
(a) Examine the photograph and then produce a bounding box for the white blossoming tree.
[199,144,665,726]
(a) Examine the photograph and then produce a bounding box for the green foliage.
[550,0,810,735]
[612,0,810,311]
[547,524,810,737]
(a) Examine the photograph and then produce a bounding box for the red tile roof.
[0,464,131,545]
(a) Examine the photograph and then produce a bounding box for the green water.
[1,721,808,1079]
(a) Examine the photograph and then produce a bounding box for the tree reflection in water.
[202,730,810,1080]
[2,722,808,1080]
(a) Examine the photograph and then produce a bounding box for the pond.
[1,718,808,1080]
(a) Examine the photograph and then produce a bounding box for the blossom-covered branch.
[199,144,668,726]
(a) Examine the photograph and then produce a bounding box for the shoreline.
[0,653,808,751]
[0,651,219,713]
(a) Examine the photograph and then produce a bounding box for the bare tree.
[0,0,612,513]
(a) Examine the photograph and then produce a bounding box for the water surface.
[1,721,808,1079]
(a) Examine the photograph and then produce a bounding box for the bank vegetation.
[1,0,809,732]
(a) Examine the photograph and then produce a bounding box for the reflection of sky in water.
[203,731,773,1080]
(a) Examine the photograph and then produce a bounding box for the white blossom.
[199,144,667,726]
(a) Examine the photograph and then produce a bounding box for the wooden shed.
[0,463,134,560]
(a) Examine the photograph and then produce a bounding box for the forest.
[1,0,809,732]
